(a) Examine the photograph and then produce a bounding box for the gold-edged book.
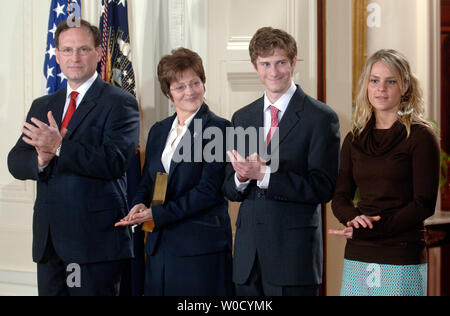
[142,172,168,232]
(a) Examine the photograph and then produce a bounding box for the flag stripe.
[100,2,108,79]
[98,0,136,96]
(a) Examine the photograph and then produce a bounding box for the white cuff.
[234,173,251,192]
[257,166,271,189]
[38,164,49,173]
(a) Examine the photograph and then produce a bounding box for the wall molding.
[227,36,252,51]
[0,269,37,296]
[0,181,35,204]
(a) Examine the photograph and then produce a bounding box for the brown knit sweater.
[332,116,440,265]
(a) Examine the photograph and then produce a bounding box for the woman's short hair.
[249,27,297,66]
[157,48,206,100]
[55,19,101,48]
[353,49,430,137]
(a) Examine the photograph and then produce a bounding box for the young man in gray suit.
[224,27,340,296]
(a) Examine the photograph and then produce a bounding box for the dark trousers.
[235,253,318,296]
[144,245,233,296]
[37,235,127,296]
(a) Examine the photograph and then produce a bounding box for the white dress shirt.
[62,72,99,120]
[161,108,200,174]
[234,81,297,191]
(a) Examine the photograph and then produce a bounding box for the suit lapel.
[269,86,305,153]
[65,76,105,138]
[168,103,209,181]
[249,97,264,130]
[47,88,67,128]
[157,113,176,172]
[246,97,265,157]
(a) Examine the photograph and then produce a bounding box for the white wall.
[80,0,208,149]
[367,0,440,123]
[205,0,318,119]
[325,0,352,297]
[0,0,50,296]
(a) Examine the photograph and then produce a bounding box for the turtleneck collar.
[353,114,407,156]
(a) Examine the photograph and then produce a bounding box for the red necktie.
[61,91,79,131]
[266,105,280,146]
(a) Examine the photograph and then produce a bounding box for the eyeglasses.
[170,80,203,93]
[58,47,94,56]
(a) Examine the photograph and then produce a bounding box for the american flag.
[98,0,136,96]
[44,0,81,94]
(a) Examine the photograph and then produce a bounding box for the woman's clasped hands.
[328,215,381,239]
[114,203,153,227]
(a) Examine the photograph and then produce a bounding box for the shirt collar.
[66,72,98,102]
[264,81,297,113]
[170,106,202,132]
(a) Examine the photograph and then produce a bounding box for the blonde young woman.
[329,49,440,296]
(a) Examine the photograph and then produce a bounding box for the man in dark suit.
[7,19,140,296]
[223,27,340,296]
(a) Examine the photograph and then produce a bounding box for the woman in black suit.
[116,48,233,296]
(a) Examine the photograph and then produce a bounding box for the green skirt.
[340,259,427,296]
